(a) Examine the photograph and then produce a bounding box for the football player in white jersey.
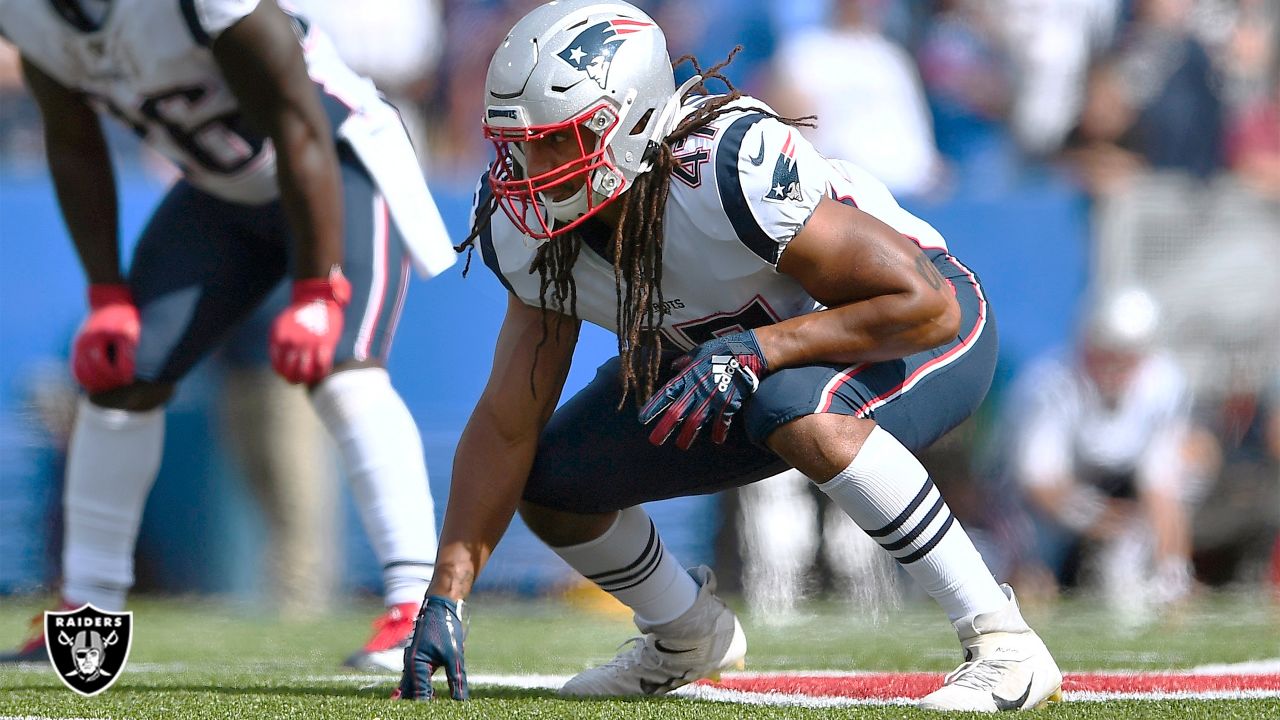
[398,0,1061,711]
[0,0,455,672]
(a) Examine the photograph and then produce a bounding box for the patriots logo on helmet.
[557,18,653,90]
[763,133,803,204]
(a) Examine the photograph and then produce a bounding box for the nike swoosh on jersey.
[991,675,1034,711]
[653,640,696,655]
[747,136,766,166]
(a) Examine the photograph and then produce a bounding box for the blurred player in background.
[998,289,1203,622]
[0,0,455,672]
[398,0,1061,711]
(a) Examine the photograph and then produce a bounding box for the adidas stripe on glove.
[640,330,769,450]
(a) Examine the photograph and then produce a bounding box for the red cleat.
[343,602,420,673]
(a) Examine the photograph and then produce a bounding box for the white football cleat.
[918,585,1063,712]
[560,566,747,697]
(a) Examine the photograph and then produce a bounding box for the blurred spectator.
[765,0,943,199]
[999,0,1122,158]
[915,0,1018,194]
[1212,0,1276,109]
[1191,371,1280,588]
[650,0,776,90]
[1066,0,1226,195]
[429,0,530,181]
[1224,3,1280,199]
[995,289,1207,623]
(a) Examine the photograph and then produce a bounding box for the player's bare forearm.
[754,288,958,369]
[212,1,343,279]
[762,196,959,369]
[270,118,345,278]
[430,406,542,600]
[430,297,580,600]
[23,58,121,285]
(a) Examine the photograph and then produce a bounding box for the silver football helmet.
[483,0,692,241]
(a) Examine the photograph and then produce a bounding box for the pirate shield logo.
[44,604,133,696]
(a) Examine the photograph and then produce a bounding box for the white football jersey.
[0,0,383,204]
[477,96,950,352]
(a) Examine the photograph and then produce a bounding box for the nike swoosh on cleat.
[653,640,696,654]
[639,675,685,695]
[992,675,1034,711]
[747,136,766,166]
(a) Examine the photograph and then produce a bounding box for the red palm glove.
[72,284,140,393]
[269,268,352,385]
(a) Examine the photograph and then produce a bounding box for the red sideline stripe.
[703,672,1280,698]
[1065,673,1280,694]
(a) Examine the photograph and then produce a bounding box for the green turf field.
[2,592,1278,719]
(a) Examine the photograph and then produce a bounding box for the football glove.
[397,596,469,701]
[72,284,140,393]
[640,330,769,449]
[269,267,351,385]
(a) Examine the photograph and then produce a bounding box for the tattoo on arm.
[914,253,944,291]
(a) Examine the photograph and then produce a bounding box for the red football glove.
[269,268,352,385]
[72,284,141,393]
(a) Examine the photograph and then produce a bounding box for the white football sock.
[311,367,435,607]
[551,506,699,626]
[62,399,165,611]
[817,425,1007,621]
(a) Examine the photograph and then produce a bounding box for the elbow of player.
[910,293,961,349]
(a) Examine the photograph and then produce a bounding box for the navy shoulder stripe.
[474,173,517,296]
[715,112,776,265]
[179,0,212,46]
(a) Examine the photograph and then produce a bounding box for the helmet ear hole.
[628,108,654,136]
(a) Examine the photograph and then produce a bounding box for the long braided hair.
[459,49,814,405]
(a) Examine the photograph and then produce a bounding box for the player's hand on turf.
[640,330,769,449]
[269,267,351,385]
[72,284,141,393]
[397,596,469,701]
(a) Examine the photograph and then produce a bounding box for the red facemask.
[485,102,627,240]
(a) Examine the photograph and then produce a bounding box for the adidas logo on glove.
[711,355,741,392]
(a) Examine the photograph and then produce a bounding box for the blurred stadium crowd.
[0,0,1276,623]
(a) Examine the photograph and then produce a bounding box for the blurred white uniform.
[1008,346,1197,618]
[1014,352,1192,496]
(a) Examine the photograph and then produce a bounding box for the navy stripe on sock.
[866,479,936,538]
[880,496,949,554]
[601,545,666,593]
[897,514,957,565]
[584,520,661,588]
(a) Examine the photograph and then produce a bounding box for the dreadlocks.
[458,48,815,405]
